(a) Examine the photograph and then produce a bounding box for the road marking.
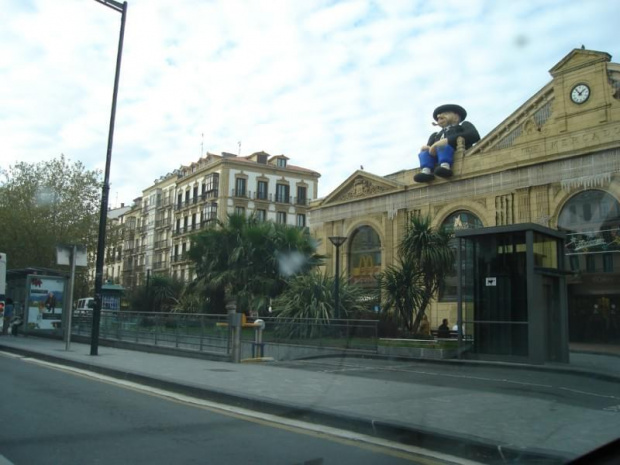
[302,360,620,400]
[19,356,480,465]
[344,364,556,389]
[559,387,620,400]
[603,405,620,412]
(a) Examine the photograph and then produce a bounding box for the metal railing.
[72,311,230,355]
[255,316,379,351]
[71,311,379,359]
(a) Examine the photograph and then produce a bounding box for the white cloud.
[0,0,618,205]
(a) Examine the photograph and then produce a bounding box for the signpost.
[57,245,87,350]
[0,253,6,323]
[0,253,6,302]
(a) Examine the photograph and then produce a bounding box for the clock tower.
[548,48,614,133]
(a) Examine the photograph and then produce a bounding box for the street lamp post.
[328,236,347,320]
[91,0,128,356]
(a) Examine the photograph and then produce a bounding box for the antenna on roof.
[238,140,241,156]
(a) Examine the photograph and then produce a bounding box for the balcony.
[152,260,167,270]
[132,245,146,255]
[172,222,206,237]
[231,188,248,199]
[201,190,219,200]
[155,218,170,229]
[173,195,217,211]
[253,191,271,202]
[201,218,217,228]
[154,240,169,250]
[230,190,272,202]
[172,226,187,237]
[171,252,190,264]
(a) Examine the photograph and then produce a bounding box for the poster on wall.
[26,275,66,331]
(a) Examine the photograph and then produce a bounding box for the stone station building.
[309,48,620,346]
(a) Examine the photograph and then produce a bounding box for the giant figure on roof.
[414,104,480,183]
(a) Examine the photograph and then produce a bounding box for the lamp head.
[328,236,347,247]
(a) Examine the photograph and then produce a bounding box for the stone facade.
[310,48,620,337]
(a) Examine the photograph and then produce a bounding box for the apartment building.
[170,151,320,282]
[108,151,320,287]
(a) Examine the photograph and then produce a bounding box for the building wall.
[113,152,319,287]
[310,48,620,333]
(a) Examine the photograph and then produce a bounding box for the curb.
[0,342,568,465]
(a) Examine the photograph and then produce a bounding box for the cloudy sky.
[2,0,618,206]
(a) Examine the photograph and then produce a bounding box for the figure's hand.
[429,138,448,155]
[420,145,431,152]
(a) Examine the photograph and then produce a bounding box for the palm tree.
[273,270,368,338]
[149,275,185,312]
[379,257,425,332]
[398,215,454,333]
[189,213,322,315]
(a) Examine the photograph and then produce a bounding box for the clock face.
[570,83,590,104]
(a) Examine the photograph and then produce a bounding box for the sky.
[1,0,619,206]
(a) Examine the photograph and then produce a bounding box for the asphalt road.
[0,354,466,465]
[273,357,620,413]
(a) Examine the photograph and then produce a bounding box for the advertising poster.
[26,275,66,331]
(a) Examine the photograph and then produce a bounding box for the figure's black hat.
[433,104,467,121]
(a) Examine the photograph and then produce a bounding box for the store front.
[558,189,620,345]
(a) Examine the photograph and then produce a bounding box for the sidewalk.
[1,335,619,464]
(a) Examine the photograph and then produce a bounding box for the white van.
[75,297,94,315]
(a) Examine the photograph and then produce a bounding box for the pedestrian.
[437,318,451,338]
[2,298,14,336]
[45,292,56,313]
[419,314,431,337]
[10,315,23,336]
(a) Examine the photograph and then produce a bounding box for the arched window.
[558,190,620,269]
[558,190,620,233]
[348,226,381,288]
[442,210,484,234]
[440,210,483,301]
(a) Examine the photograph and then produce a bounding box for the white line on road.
[313,360,620,398]
[558,386,620,400]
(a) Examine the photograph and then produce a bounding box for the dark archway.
[558,189,620,344]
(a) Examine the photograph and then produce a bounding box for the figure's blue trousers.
[418,145,455,170]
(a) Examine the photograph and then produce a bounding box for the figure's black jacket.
[427,121,480,150]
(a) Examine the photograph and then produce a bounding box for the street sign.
[485,277,497,286]
[56,245,87,267]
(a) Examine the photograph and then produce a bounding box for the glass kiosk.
[455,224,569,364]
